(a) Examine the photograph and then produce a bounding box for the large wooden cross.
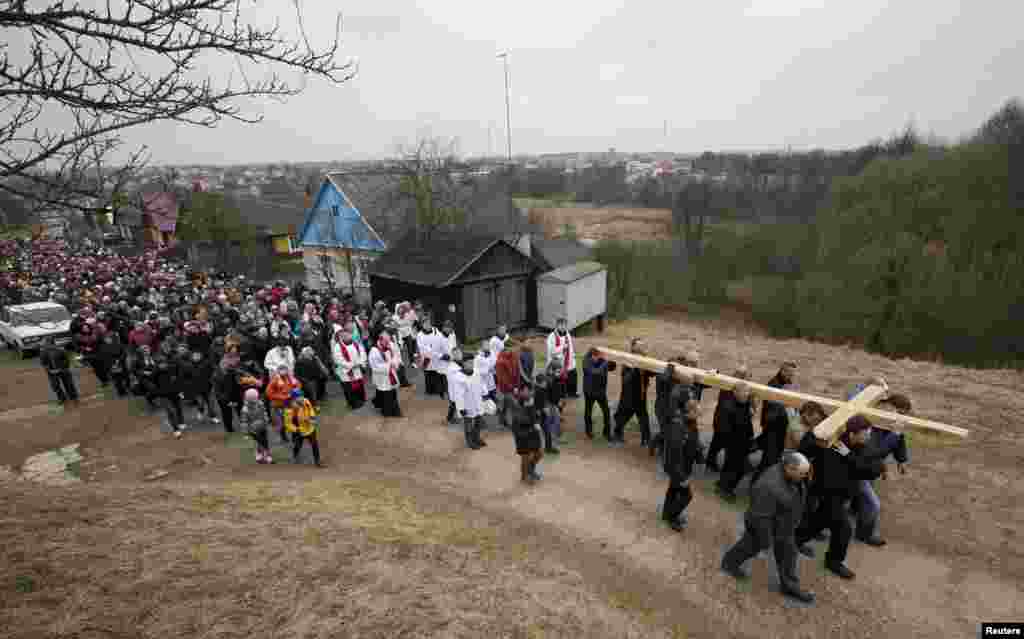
[594,347,968,441]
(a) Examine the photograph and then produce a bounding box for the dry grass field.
[2,314,1022,638]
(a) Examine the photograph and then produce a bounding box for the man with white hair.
[721,450,816,604]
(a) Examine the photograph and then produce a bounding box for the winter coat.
[265,374,301,408]
[263,346,295,376]
[757,373,791,454]
[494,349,521,393]
[663,417,700,480]
[508,398,542,453]
[284,399,319,436]
[238,399,271,435]
[178,359,212,398]
[582,351,615,397]
[718,394,756,450]
[745,463,808,548]
[798,433,886,499]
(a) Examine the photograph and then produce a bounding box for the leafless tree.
[391,137,478,241]
[0,0,355,212]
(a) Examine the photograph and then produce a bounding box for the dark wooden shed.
[368,231,540,343]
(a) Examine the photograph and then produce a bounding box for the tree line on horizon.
[588,99,1024,369]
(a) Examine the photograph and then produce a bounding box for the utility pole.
[497,52,512,162]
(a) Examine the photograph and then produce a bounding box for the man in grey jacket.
[721,451,816,604]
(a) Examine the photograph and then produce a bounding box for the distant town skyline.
[103,0,1020,165]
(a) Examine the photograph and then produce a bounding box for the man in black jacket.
[750,361,797,488]
[39,337,78,403]
[662,397,701,532]
[716,382,756,501]
[153,356,186,438]
[722,450,816,604]
[581,348,615,440]
[707,365,751,472]
[612,338,653,445]
[794,415,887,579]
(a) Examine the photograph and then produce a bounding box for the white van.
[0,301,73,358]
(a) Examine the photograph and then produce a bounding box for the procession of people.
[2,237,915,606]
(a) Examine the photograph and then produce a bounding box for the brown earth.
[528,206,673,241]
[1,315,1023,638]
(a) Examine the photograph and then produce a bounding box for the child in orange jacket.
[266,365,301,443]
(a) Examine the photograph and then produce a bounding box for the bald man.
[722,451,816,604]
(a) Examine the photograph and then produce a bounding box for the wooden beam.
[593,347,968,439]
[812,384,888,445]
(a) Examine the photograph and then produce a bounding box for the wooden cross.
[594,347,968,441]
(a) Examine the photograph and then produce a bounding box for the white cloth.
[264,346,295,375]
[396,311,415,339]
[489,334,508,354]
[546,330,576,372]
[474,350,497,393]
[368,346,400,391]
[444,361,462,398]
[416,330,437,367]
[332,341,365,382]
[446,331,458,354]
[452,371,484,418]
[429,331,452,373]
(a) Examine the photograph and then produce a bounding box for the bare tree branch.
[0,0,354,212]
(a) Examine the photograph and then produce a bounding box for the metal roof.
[537,260,605,284]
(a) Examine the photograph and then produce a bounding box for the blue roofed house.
[297,175,388,302]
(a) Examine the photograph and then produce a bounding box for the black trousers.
[718,442,753,495]
[722,522,801,592]
[463,415,484,446]
[250,429,270,450]
[423,370,443,396]
[216,398,236,433]
[583,394,611,435]
[341,381,366,410]
[162,396,184,430]
[706,430,726,470]
[398,365,411,387]
[47,371,78,402]
[403,336,418,361]
[564,368,579,397]
[663,473,694,523]
[111,371,130,396]
[292,432,321,464]
[447,401,457,422]
[613,399,650,441]
[796,494,853,565]
[92,360,111,385]
[373,388,401,417]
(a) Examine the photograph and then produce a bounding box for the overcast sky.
[119,0,1022,165]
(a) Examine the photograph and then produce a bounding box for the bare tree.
[392,137,476,241]
[0,0,354,211]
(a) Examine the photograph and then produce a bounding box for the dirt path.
[300,389,1021,639]
[4,315,1023,638]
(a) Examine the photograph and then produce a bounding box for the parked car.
[0,301,73,358]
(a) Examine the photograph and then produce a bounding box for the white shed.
[537,261,607,331]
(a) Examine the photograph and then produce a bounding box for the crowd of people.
[2,238,914,606]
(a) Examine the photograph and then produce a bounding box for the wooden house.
[368,231,540,343]
[297,176,388,301]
